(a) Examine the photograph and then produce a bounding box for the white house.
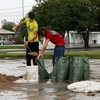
[0,28,15,45]
[64,31,100,44]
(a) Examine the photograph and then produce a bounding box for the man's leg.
[26,47,32,66]
[31,42,39,65]
[53,45,65,66]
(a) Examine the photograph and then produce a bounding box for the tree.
[33,0,69,37]
[16,19,28,41]
[1,20,15,31]
[74,0,100,47]
[90,0,100,31]
[68,0,95,47]
[33,0,100,47]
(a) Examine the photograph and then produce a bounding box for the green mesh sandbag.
[68,56,84,82]
[68,56,74,80]
[57,56,69,81]
[83,57,90,80]
[37,56,49,79]
[51,58,59,81]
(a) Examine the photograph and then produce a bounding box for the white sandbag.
[67,81,100,92]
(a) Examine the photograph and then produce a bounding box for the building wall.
[89,32,100,44]
[64,31,100,44]
[65,31,83,44]
[97,33,100,44]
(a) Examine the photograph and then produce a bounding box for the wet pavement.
[0,58,100,100]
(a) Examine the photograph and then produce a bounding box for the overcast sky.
[0,0,37,27]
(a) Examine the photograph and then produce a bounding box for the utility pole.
[22,0,24,18]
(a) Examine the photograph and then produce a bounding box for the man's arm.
[37,39,50,59]
[12,21,25,31]
[24,30,38,46]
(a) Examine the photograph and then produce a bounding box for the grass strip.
[0,51,100,59]
[0,45,24,49]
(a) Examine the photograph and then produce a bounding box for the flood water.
[0,58,100,100]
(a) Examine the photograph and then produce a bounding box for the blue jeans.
[52,45,65,66]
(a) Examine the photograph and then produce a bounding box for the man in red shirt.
[37,27,65,66]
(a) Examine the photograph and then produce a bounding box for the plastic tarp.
[37,56,49,79]
[67,81,100,92]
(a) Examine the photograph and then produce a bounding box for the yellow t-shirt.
[24,18,39,42]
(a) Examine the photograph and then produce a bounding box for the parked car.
[0,40,15,45]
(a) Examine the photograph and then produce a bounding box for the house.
[0,28,15,45]
[64,31,100,44]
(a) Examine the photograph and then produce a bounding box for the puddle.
[68,93,100,100]
[0,90,27,100]
[44,95,58,100]
[0,59,26,77]
[0,59,100,100]
[40,88,56,93]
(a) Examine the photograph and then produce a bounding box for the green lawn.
[0,51,100,59]
[44,51,100,59]
[0,45,100,59]
[0,45,24,49]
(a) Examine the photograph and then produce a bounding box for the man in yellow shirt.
[12,11,39,66]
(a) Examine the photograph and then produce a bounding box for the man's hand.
[37,53,43,59]
[24,41,29,46]
[12,26,17,31]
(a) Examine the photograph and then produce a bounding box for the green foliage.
[33,0,100,47]
[2,21,15,31]
[33,0,68,36]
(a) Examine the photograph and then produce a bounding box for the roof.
[0,28,15,35]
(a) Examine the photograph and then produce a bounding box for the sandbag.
[37,56,49,79]
[57,56,69,81]
[68,56,73,80]
[51,56,69,81]
[68,56,84,82]
[83,57,90,80]
[51,58,59,81]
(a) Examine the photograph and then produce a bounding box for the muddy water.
[0,58,100,100]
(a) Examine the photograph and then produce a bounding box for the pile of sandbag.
[67,80,100,92]
[51,56,90,82]
[37,56,90,82]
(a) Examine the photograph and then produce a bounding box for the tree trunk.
[61,31,65,38]
[84,39,89,47]
[83,31,90,48]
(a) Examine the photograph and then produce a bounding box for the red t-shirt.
[45,30,65,46]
